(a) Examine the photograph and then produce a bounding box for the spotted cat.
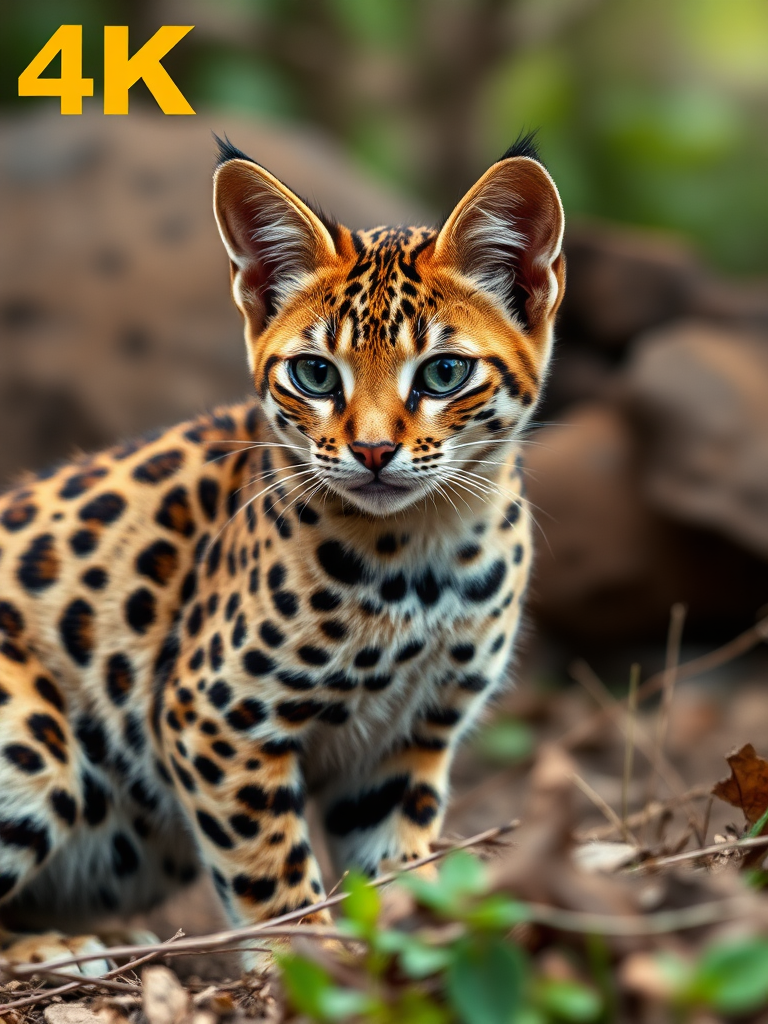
[0,133,564,970]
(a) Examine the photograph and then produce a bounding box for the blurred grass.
[2,0,767,272]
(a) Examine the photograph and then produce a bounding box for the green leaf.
[687,938,768,1013]
[342,870,380,933]
[464,893,529,931]
[279,955,334,1019]
[377,930,454,977]
[445,934,525,1024]
[535,979,602,1022]
[400,850,488,917]
[393,988,452,1024]
[279,954,375,1021]
[474,718,535,763]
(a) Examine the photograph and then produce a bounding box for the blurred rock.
[0,110,429,487]
[559,221,768,353]
[525,405,767,641]
[624,321,768,560]
[560,222,701,350]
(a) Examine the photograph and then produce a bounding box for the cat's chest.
[297,536,527,789]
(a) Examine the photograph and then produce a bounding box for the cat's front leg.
[162,711,328,967]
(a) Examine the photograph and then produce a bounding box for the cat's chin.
[338,480,421,517]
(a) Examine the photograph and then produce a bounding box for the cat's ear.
[214,151,337,333]
[433,152,565,336]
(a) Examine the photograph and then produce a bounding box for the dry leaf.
[620,953,682,1000]
[712,743,768,827]
[44,1005,102,1024]
[572,842,638,874]
[142,966,189,1024]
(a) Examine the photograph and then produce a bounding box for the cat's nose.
[349,441,398,473]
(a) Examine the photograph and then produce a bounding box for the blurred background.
[1,0,767,659]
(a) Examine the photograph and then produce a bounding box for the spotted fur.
[0,138,564,965]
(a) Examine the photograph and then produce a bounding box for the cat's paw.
[1,931,112,978]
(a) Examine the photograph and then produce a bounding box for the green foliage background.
[2,0,768,273]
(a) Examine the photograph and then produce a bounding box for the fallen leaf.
[572,842,638,875]
[44,1005,101,1024]
[142,966,189,1024]
[712,743,768,827]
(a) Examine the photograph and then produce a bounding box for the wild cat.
[0,132,563,970]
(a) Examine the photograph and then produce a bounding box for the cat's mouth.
[348,480,410,494]
[340,477,418,515]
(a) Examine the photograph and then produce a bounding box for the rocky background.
[2,110,767,655]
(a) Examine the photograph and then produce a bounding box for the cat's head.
[213,134,564,517]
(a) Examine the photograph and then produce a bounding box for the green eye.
[290,357,341,396]
[420,357,473,395]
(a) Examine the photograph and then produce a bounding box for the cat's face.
[214,141,564,516]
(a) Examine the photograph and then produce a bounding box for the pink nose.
[349,441,397,473]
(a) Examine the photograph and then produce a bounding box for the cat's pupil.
[436,360,455,384]
[309,360,327,384]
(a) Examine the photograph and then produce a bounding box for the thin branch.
[4,821,521,979]
[561,614,768,751]
[642,833,768,870]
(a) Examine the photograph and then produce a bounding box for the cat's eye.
[418,357,473,396]
[289,357,341,397]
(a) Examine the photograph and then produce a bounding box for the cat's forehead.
[318,225,441,355]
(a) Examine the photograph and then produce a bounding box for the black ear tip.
[213,132,257,168]
[499,129,544,167]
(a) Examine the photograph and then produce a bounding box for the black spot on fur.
[198,478,219,521]
[17,533,60,592]
[208,680,232,708]
[272,590,298,617]
[414,570,441,606]
[0,601,24,637]
[310,589,341,611]
[260,621,284,647]
[230,814,260,838]
[226,698,267,730]
[298,645,330,666]
[0,817,50,863]
[463,559,507,602]
[380,573,407,602]
[4,743,43,773]
[79,492,126,525]
[402,782,440,826]
[1,502,37,532]
[194,755,223,784]
[156,486,195,537]
[197,810,234,849]
[76,715,107,764]
[316,541,365,585]
[125,588,156,634]
[354,647,381,668]
[34,676,65,711]
[243,649,275,676]
[136,540,178,586]
[112,832,140,875]
[82,567,108,590]
[232,873,276,903]
[50,789,77,825]
[133,450,185,484]
[325,776,409,836]
[395,640,425,663]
